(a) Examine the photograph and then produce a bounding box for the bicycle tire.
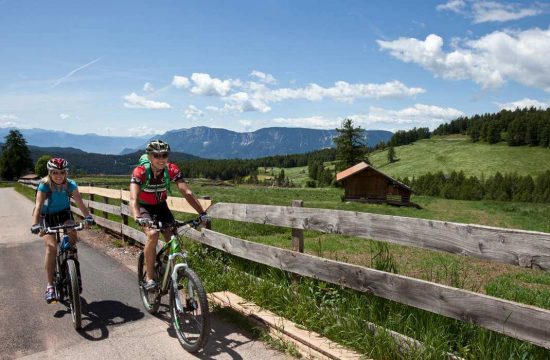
[55,263,64,302]
[138,251,160,314]
[169,268,210,352]
[66,259,81,330]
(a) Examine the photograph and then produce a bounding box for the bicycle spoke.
[170,268,210,352]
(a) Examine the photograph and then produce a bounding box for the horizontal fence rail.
[181,226,550,349]
[208,203,550,271]
[17,181,550,349]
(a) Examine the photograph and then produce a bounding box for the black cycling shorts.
[139,201,175,226]
[40,209,74,228]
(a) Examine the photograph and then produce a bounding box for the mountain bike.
[137,217,210,353]
[42,222,87,330]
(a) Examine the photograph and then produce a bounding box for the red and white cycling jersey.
[130,162,183,205]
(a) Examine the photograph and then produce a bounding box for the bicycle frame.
[138,217,210,352]
[151,220,199,306]
[156,234,190,311]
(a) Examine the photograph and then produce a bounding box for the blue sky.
[1,0,549,136]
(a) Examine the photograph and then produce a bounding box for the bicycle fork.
[169,253,189,313]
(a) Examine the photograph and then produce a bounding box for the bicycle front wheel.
[137,251,160,314]
[169,268,210,353]
[66,259,81,330]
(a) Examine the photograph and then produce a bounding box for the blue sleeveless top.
[37,179,78,214]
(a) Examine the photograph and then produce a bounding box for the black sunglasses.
[152,153,169,159]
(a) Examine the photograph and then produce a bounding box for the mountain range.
[0,126,392,159]
[122,127,393,159]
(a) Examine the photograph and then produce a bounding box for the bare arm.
[129,183,141,220]
[176,180,205,214]
[32,191,46,224]
[70,188,91,218]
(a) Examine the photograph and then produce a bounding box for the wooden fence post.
[103,185,109,219]
[200,196,212,230]
[100,185,110,235]
[291,200,304,253]
[291,200,304,284]
[89,183,95,215]
[121,190,134,245]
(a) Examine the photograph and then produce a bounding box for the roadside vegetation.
[8,112,550,358]
[13,179,550,358]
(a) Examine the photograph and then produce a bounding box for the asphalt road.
[0,188,291,360]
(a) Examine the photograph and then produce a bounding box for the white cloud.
[127,126,165,136]
[184,105,204,119]
[0,114,29,129]
[250,70,276,84]
[173,71,424,114]
[143,82,155,92]
[436,0,466,13]
[270,104,463,131]
[268,80,425,103]
[217,80,424,114]
[496,98,550,110]
[472,1,542,23]
[358,104,464,129]
[378,27,550,91]
[123,93,171,109]
[436,0,542,23]
[189,73,241,96]
[272,115,341,128]
[59,113,70,120]
[225,92,271,113]
[0,114,18,122]
[172,76,190,89]
[239,119,253,127]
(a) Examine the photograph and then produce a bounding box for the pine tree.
[387,146,396,163]
[334,118,368,170]
[0,130,33,180]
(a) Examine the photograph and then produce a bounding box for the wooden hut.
[19,173,40,181]
[336,162,414,206]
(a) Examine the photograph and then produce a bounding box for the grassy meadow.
[15,173,550,358]
[368,135,550,179]
[18,135,550,358]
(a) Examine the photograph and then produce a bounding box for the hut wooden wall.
[345,172,388,199]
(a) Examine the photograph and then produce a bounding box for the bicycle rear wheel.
[169,268,210,352]
[138,251,160,314]
[66,259,81,330]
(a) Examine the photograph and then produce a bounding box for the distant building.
[336,162,415,206]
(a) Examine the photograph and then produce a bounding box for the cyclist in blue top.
[30,158,94,303]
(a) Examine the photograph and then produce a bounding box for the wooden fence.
[18,180,550,350]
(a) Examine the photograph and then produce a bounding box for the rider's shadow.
[54,297,145,341]
[154,304,265,360]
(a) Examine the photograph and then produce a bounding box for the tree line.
[176,148,336,181]
[401,170,550,203]
[433,107,550,147]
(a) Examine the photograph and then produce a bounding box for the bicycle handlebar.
[42,222,86,235]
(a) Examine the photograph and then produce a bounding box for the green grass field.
[14,177,550,358]
[368,135,550,179]
[42,135,550,358]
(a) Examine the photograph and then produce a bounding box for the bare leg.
[144,228,160,282]
[43,234,57,285]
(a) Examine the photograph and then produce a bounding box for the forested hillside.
[432,107,550,147]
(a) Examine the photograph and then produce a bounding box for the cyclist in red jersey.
[130,140,207,290]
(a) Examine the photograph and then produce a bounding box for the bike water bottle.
[61,234,71,251]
